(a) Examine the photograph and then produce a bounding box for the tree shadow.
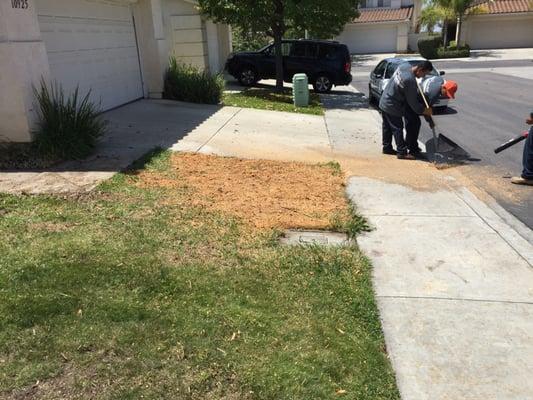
[0,99,223,173]
[320,89,369,111]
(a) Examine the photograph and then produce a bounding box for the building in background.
[0,0,231,142]
[336,0,422,54]
[460,0,533,49]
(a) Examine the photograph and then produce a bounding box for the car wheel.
[313,75,333,93]
[237,67,258,86]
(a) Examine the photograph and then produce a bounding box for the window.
[318,45,340,60]
[385,62,399,78]
[373,60,387,77]
[262,43,293,57]
[289,42,318,58]
[377,0,391,6]
[282,42,292,56]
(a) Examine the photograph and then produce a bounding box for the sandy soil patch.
[136,153,349,230]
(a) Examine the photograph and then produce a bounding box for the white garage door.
[338,24,398,54]
[468,18,533,50]
[36,0,144,111]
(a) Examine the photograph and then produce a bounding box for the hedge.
[436,45,471,59]
[418,36,442,59]
[164,58,225,105]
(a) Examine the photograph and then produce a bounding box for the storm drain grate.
[280,230,354,247]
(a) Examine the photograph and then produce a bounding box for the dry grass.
[136,153,349,230]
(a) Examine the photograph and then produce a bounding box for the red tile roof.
[470,0,532,14]
[353,6,414,24]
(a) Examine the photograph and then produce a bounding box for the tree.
[452,0,488,46]
[198,0,359,91]
[419,0,486,47]
[419,0,457,46]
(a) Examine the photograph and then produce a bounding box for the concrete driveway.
[0,99,332,194]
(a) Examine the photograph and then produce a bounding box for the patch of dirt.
[5,364,106,400]
[136,153,349,230]
[337,154,448,192]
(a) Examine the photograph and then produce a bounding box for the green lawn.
[0,151,399,399]
[223,88,324,115]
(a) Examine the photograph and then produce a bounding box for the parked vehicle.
[368,57,450,109]
[225,39,353,93]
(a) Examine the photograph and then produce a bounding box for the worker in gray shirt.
[379,60,434,159]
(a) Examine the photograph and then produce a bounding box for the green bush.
[436,45,471,59]
[33,80,106,160]
[164,58,225,105]
[417,35,442,59]
[449,40,457,48]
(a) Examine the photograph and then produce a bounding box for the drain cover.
[280,230,353,247]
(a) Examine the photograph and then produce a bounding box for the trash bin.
[292,73,309,107]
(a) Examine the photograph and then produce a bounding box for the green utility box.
[292,73,309,107]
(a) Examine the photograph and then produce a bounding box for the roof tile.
[470,0,532,14]
[353,6,414,24]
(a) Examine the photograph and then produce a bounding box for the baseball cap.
[442,80,458,99]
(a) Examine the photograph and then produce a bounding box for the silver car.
[368,57,450,109]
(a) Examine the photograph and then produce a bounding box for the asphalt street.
[351,59,533,229]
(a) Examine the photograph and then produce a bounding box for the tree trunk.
[442,22,448,47]
[272,0,285,92]
[455,16,462,46]
[273,28,284,92]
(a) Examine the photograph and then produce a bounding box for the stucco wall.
[0,0,50,142]
[397,22,409,52]
[133,0,168,99]
[163,0,208,69]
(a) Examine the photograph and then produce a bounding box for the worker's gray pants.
[522,126,533,179]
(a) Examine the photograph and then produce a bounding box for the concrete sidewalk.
[322,87,533,399]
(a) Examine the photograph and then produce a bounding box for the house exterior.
[460,0,533,49]
[336,0,422,54]
[0,0,231,143]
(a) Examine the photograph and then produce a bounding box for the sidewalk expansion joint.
[196,108,242,153]
[323,113,334,151]
[377,295,533,306]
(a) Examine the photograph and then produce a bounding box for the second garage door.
[36,0,144,111]
[468,17,533,49]
[337,24,398,54]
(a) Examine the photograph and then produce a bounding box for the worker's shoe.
[409,150,427,160]
[511,176,533,186]
[397,153,416,160]
[382,147,397,155]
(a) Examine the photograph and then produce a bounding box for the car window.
[385,62,399,78]
[262,43,293,57]
[290,42,318,58]
[318,45,340,60]
[407,60,439,76]
[281,42,292,57]
[373,60,387,77]
[262,45,274,56]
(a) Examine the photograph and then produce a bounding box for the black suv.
[225,39,352,93]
